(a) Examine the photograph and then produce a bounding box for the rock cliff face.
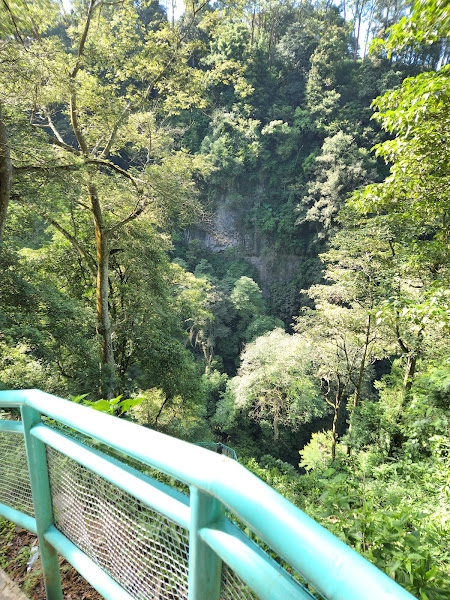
[191,206,247,252]
[189,203,302,294]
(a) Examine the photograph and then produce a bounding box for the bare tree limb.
[45,111,67,145]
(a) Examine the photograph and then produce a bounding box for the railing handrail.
[0,389,416,600]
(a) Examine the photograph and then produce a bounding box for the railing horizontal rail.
[0,389,416,600]
[0,419,23,434]
[0,502,37,535]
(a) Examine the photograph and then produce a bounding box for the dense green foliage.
[0,0,449,597]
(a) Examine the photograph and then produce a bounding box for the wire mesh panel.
[47,446,190,600]
[220,564,259,600]
[0,430,34,516]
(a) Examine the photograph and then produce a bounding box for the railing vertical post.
[21,405,63,600]
[188,487,224,600]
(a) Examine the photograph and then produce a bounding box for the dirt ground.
[1,526,103,600]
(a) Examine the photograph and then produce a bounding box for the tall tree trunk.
[384,5,390,30]
[273,410,279,442]
[268,10,277,67]
[251,9,256,46]
[347,313,372,455]
[403,353,417,395]
[0,102,12,248]
[354,11,363,61]
[88,178,116,399]
[388,328,421,456]
[363,0,375,58]
[331,382,343,460]
[331,402,339,460]
[272,390,280,441]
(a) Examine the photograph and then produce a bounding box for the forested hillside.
[0,1,449,597]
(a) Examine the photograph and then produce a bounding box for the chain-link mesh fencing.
[221,564,259,600]
[44,429,270,600]
[194,442,238,461]
[0,418,34,517]
[47,445,190,600]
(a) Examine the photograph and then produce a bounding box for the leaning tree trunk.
[0,102,12,248]
[88,179,116,399]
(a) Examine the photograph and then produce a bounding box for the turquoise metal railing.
[0,389,416,600]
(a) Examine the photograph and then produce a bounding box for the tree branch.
[395,321,410,354]
[71,0,98,79]
[20,128,143,187]
[86,158,144,189]
[100,102,133,159]
[14,163,81,173]
[45,111,67,145]
[67,1,99,156]
[70,89,89,155]
[1,0,25,46]
[75,199,92,211]
[42,133,82,157]
[35,208,97,278]
[106,197,149,235]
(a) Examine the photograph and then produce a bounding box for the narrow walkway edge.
[0,568,29,600]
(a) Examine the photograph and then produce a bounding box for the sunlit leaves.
[0,0,59,39]
[232,328,325,440]
[378,0,450,57]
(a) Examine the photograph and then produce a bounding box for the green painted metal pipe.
[0,420,23,434]
[0,398,23,407]
[44,526,135,600]
[21,405,63,600]
[200,516,315,600]
[31,423,190,529]
[188,488,223,600]
[0,390,417,600]
[0,502,37,534]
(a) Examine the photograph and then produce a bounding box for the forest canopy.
[0,1,449,597]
